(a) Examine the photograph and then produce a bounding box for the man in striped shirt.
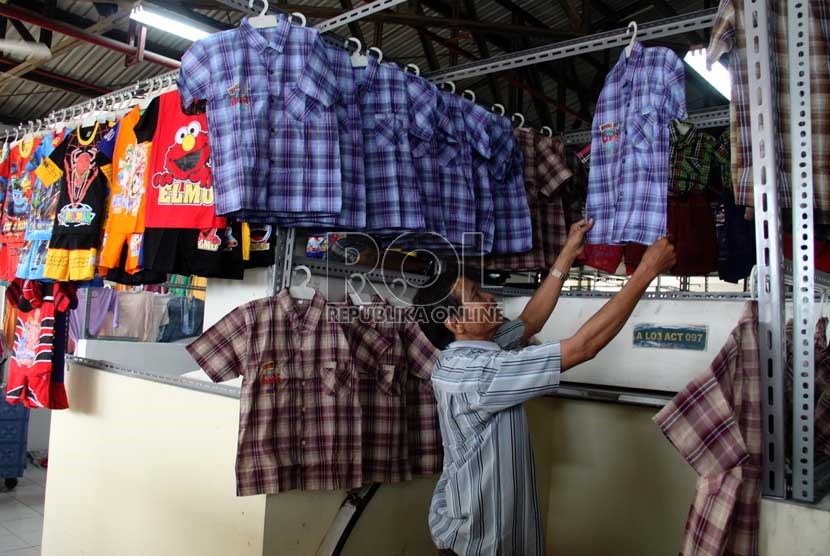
[414,219,676,555]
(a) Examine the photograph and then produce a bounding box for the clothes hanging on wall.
[186,288,441,495]
[654,301,761,556]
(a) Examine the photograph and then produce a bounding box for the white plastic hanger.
[290,12,306,26]
[289,265,316,301]
[1,130,9,153]
[462,90,476,103]
[346,37,368,68]
[512,112,529,131]
[388,278,409,307]
[540,126,554,137]
[491,103,506,116]
[348,273,370,306]
[248,0,279,29]
[625,21,638,58]
[404,63,420,76]
[368,46,383,63]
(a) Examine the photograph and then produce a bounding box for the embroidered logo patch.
[227,83,250,106]
[600,122,620,144]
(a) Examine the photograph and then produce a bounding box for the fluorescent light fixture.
[684,49,731,100]
[130,5,213,42]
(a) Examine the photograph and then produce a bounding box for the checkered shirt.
[654,301,761,556]
[339,297,441,482]
[487,117,533,255]
[187,290,361,496]
[586,42,687,245]
[178,16,341,220]
[562,147,588,231]
[668,120,719,197]
[486,130,571,270]
[462,101,497,254]
[360,58,427,233]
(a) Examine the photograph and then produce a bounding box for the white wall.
[42,362,267,556]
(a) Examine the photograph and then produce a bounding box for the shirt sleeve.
[186,305,249,382]
[133,97,160,144]
[664,51,688,120]
[470,341,562,412]
[401,321,440,380]
[285,37,338,121]
[653,368,749,477]
[707,0,736,69]
[493,319,526,350]
[537,137,573,196]
[177,39,212,110]
[97,122,120,162]
[406,76,438,145]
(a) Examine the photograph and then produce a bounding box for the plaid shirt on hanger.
[178,16,341,220]
[668,120,719,197]
[187,290,361,496]
[654,302,762,556]
[487,117,533,255]
[586,42,687,246]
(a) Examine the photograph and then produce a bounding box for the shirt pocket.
[320,359,355,397]
[284,82,330,124]
[629,105,659,149]
[374,113,404,151]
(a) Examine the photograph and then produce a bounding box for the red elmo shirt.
[134,90,221,229]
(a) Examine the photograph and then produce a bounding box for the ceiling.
[0,0,725,130]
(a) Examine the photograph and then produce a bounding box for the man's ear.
[444,314,463,337]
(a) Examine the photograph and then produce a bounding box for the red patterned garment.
[654,301,761,556]
[187,289,360,496]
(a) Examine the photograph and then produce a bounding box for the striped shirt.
[429,320,561,556]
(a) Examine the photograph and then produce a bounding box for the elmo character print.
[152,121,213,207]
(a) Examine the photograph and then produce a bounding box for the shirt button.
[301,439,307,446]
[270,128,276,133]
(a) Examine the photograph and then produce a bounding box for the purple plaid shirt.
[463,102,498,254]
[178,16,341,220]
[187,290,361,496]
[359,58,427,233]
[654,302,761,556]
[488,117,533,255]
[586,42,687,245]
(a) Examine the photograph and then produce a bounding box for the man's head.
[413,265,504,349]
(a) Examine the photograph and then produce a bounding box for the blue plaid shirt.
[359,58,428,233]
[178,16,341,220]
[463,102,498,255]
[488,118,532,254]
[586,42,687,245]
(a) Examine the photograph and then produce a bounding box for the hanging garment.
[586,42,687,245]
[68,287,119,349]
[340,296,440,483]
[486,130,570,270]
[178,16,341,221]
[487,116,532,256]
[654,302,761,556]
[5,280,77,409]
[187,289,361,495]
[243,223,276,268]
[141,223,245,280]
[99,106,151,276]
[134,90,220,230]
[38,124,111,281]
[158,296,205,343]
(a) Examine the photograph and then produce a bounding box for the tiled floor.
[0,466,45,555]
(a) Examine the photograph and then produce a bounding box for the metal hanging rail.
[315,0,408,32]
[563,106,730,145]
[743,0,787,499]
[423,8,718,84]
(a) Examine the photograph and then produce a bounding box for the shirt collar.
[617,41,644,68]
[240,15,291,54]
[276,287,324,337]
[446,340,501,351]
[670,119,698,147]
[355,54,381,92]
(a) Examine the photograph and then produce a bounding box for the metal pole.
[787,0,816,503]
[743,0,787,498]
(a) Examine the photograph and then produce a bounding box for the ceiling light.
[130,5,213,42]
[684,49,731,100]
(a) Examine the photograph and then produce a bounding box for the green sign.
[633,324,708,351]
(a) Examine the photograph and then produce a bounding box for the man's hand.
[561,218,594,260]
[638,237,677,277]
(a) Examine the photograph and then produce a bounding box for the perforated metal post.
[315,0,408,32]
[743,0,787,498]
[787,0,816,503]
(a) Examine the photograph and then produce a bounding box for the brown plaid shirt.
[486,130,571,270]
[654,302,761,556]
[340,297,441,483]
[187,290,361,496]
